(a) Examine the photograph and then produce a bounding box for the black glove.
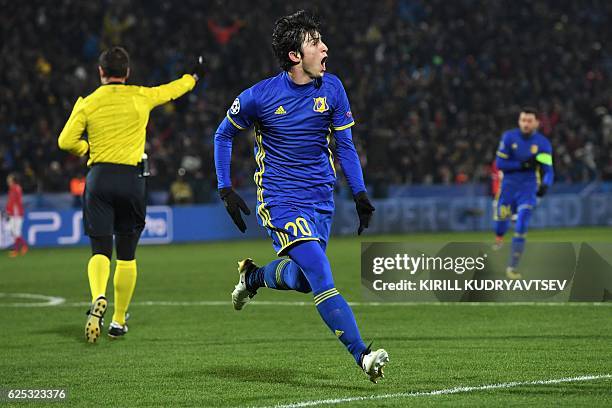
[219,188,251,233]
[521,156,537,170]
[354,191,375,235]
[191,56,205,81]
[536,184,548,197]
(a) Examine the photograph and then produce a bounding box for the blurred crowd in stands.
[1,0,611,201]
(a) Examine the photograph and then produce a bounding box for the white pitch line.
[255,374,612,408]
[1,298,611,308]
[70,300,612,307]
[0,292,65,307]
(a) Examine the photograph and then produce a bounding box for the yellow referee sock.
[112,260,137,325]
[87,254,110,302]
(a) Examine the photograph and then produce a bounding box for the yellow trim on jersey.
[314,287,339,305]
[277,237,320,256]
[250,123,323,257]
[257,201,292,249]
[326,129,336,177]
[252,127,287,247]
[226,113,245,130]
[280,231,290,247]
[333,121,355,131]
[257,202,288,247]
[253,125,275,235]
[253,125,265,198]
[257,202,271,227]
[496,151,509,159]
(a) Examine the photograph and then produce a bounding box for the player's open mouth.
[321,56,327,71]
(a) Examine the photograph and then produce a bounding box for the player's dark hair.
[272,10,320,71]
[99,46,130,78]
[520,106,538,117]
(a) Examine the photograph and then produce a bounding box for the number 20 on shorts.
[284,217,312,237]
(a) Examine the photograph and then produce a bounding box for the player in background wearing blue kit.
[494,107,554,279]
[213,11,388,383]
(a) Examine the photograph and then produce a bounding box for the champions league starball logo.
[230,98,240,114]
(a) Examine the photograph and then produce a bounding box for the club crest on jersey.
[230,98,240,114]
[531,144,539,154]
[313,96,329,113]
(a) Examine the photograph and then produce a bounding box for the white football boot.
[361,348,389,383]
[231,258,258,310]
[506,266,522,280]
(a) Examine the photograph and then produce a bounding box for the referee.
[58,46,204,343]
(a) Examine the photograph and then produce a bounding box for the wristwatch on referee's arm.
[138,153,150,178]
[191,56,205,81]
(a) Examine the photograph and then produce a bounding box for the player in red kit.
[5,174,27,257]
[490,161,503,250]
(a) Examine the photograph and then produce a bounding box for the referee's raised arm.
[56,46,205,344]
[58,47,204,167]
[140,74,197,109]
[140,54,206,109]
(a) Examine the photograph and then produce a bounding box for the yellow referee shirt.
[58,74,196,166]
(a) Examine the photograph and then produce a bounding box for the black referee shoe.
[108,321,128,338]
[85,296,108,344]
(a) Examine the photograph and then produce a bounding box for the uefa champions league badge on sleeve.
[230,98,240,115]
[361,242,612,302]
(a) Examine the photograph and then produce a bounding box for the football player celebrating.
[213,10,388,382]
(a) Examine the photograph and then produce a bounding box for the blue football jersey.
[224,72,355,205]
[495,128,554,187]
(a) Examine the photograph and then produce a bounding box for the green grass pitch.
[1,227,611,407]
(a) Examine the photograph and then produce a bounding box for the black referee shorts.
[83,163,146,237]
